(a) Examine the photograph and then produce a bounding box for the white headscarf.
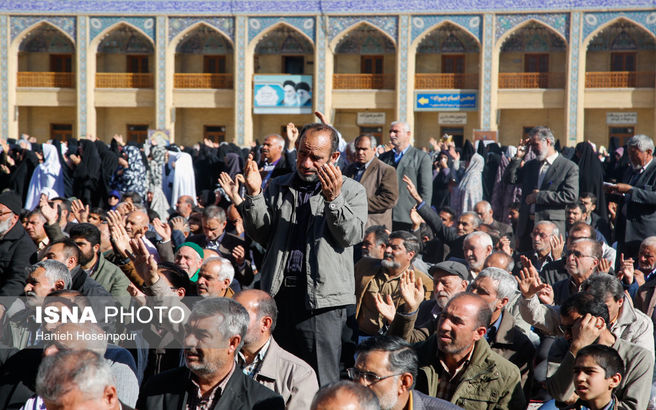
[450,153,484,215]
[25,144,65,210]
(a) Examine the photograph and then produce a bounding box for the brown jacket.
[635,278,656,317]
[354,257,433,336]
[344,157,399,231]
[250,338,319,410]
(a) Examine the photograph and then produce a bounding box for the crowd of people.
[0,114,654,410]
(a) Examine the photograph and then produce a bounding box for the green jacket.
[241,173,367,309]
[91,252,132,308]
[415,335,526,410]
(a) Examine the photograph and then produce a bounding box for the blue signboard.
[254,74,313,114]
[415,91,477,111]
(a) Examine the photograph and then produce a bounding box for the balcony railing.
[333,74,395,89]
[498,72,565,89]
[96,73,153,88]
[415,73,478,89]
[17,72,74,88]
[585,71,655,88]
[174,73,233,89]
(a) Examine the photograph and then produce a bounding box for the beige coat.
[253,338,319,410]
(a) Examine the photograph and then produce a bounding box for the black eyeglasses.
[346,368,401,385]
[566,249,595,259]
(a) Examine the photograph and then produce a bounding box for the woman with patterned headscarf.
[116,145,148,199]
[147,145,171,220]
[450,153,484,215]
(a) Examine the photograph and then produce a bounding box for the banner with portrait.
[253,74,313,114]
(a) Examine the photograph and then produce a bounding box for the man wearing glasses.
[348,335,460,410]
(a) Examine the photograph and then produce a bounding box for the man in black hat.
[0,191,37,310]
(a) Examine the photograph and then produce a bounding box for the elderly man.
[187,205,253,287]
[414,293,526,408]
[175,195,195,220]
[519,238,602,333]
[378,121,433,232]
[463,231,493,280]
[174,242,205,282]
[355,231,433,338]
[350,336,460,410]
[608,134,656,258]
[506,126,579,252]
[546,293,652,409]
[0,191,37,300]
[241,122,367,385]
[633,236,656,314]
[514,220,560,281]
[384,261,469,343]
[138,298,284,409]
[259,133,296,189]
[474,200,512,238]
[234,289,319,409]
[196,257,235,298]
[36,350,130,410]
[344,135,398,231]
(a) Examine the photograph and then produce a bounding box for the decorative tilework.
[329,16,397,45]
[0,0,653,14]
[496,13,569,43]
[315,15,327,115]
[568,12,581,143]
[77,16,88,135]
[411,15,482,44]
[156,16,166,129]
[169,17,234,43]
[248,17,314,44]
[481,14,493,129]
[11,16,76,43]
[1,16,8,139]
[398,15,409,123]
[235,16,246,146]
[89,16,155,43]
[583,11,656,41]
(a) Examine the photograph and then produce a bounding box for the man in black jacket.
[138,297,284,410]
[0,191,37,317]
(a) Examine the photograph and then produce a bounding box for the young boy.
[572,344,624,410]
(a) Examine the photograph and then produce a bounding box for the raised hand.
[317,163,343,202]
[616,253,636,285]
[399,269,425,313]
[403,175,423,204]
[152,218,171,243]
[314,111,328,125]
[374,293,396,323]
[286,123,299,149]
[39,194,58,225]
[218,172,244,206]
[409,208,423,231]
[71,199,89,223]
[516,256,549,300]
[537,284,554,305]
[550,234,565,260]
[169,216,186,234]
[129,238,159,286]
[244,154,262,196]
[597,258,612,274]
